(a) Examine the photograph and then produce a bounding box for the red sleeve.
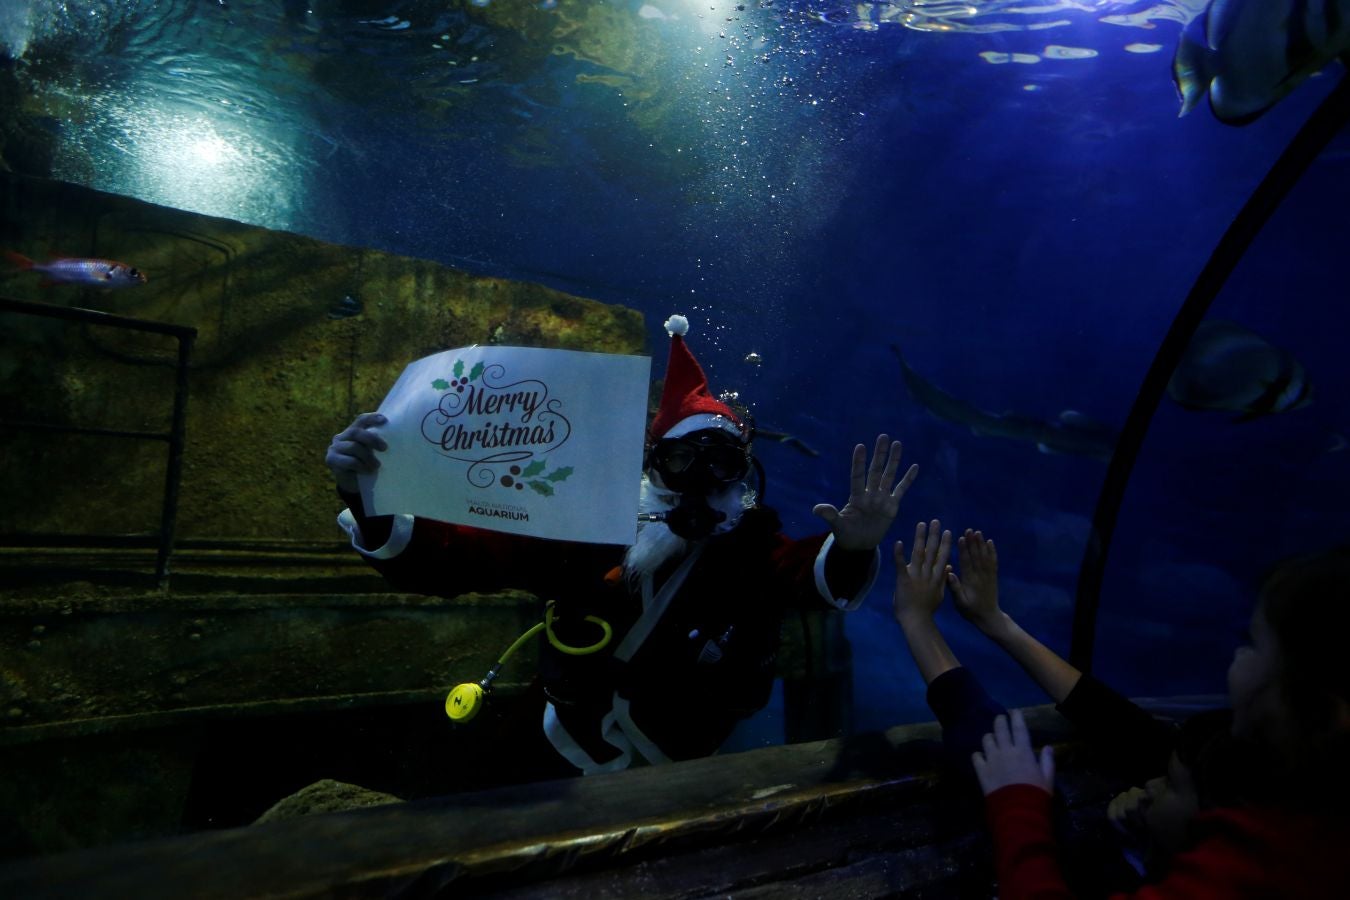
[767,530,827,595]
[767,530,877,609]
[1120,810,1300,900]
[1127,841,1255,900]
[985,784,1076,900]
[364,517,619,600]
[986,788,1247,900]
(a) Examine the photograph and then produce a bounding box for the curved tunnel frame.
[1070,73,1350,672]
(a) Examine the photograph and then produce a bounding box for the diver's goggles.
[650,432,750,491]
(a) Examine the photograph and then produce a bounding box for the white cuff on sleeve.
[337,508,415,560]
[813,533,878,611]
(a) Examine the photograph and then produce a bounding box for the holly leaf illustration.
[528,481,553,497]
[453,359,464,378]
[521,459,546,477]
[545,467,573,482]
[432,378,450,391]
[469,361,485,382]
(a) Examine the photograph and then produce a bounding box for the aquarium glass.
[1,0,1345,860]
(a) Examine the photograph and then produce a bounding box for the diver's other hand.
[326,412,388,493]
[893,519,952,625]
[948,528,1006,636]
[812,434,918,552]
[972,709,1056,797]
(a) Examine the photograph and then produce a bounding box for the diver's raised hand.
[326,412,388,493]
[893,519,952,624]
[948,529,1005,635]
[812,434,918,552]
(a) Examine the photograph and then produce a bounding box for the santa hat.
[649,314,746,442]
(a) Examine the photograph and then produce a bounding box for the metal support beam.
[1070,75,1350,671]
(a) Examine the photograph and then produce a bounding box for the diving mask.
[649,431,750,494]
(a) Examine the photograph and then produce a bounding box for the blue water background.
[6,0,1348,745]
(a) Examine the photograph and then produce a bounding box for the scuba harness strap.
[612,541,706,663]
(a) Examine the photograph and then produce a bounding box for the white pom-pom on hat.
[650,312,743,441]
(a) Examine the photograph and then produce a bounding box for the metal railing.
[0,295,197,588]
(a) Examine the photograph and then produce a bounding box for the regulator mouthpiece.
[445,665,500,724]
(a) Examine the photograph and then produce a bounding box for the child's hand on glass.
[972,709,1056,796]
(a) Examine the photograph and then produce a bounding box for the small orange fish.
[4,250,147,288]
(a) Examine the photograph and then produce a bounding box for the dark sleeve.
[928,666,1008,776]
[1056,673,1178,781]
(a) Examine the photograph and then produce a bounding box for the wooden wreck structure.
[0,697,1206,898]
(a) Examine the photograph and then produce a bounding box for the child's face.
[1226,604,1283,741]
[1143,752,1200,856]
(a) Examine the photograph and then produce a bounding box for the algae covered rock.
[253,779,403,824]
[0,172,646,545]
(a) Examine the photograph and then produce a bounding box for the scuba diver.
[324,315,918,774]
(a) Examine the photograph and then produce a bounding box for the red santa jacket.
[338,497,877,763]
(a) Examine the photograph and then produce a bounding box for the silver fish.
[1167,319,1312,420]
[4,251,147,288]
[1174,0,1350,125]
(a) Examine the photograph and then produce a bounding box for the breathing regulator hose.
[444,602,612,723]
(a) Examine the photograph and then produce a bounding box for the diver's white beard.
[622,475,755,582]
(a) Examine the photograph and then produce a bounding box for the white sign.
[361,345,651,545]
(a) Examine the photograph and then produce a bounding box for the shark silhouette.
[890,345,1118,461]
